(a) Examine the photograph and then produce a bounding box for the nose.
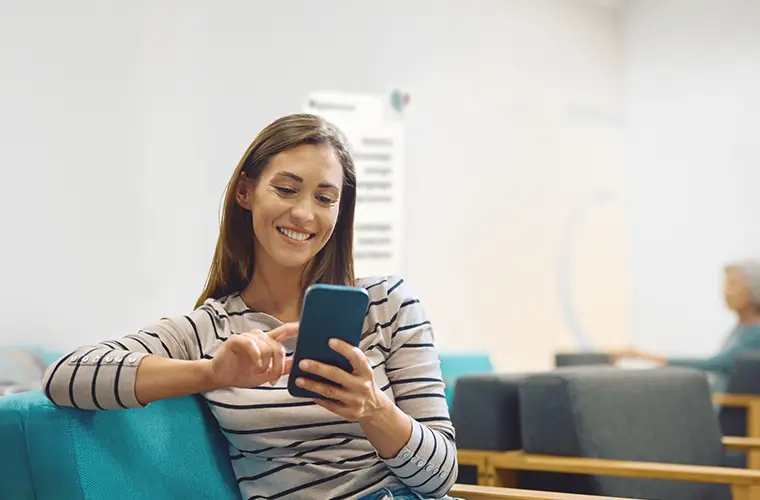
[290,196,315,224]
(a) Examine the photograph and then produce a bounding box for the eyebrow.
[274,171,339,190]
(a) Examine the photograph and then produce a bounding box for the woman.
[43,114,458,500]
[612,260,760,392]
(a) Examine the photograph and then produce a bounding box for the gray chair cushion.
[519,367,731,500]
[451,374,524,451]
[451,374,525,485]
[554,352,612,367]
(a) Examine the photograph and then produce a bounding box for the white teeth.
[279,228,311,241]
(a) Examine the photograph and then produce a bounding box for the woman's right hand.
[208,323,299,388]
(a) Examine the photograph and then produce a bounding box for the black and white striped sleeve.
[42,305,220,411]
[378,278,458,497]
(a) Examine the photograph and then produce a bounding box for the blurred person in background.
[612,260,760,392]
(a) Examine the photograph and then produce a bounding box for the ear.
[235,172,253,210]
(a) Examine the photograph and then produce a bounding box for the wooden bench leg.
[476,463,490,486]
[733,484,750,500]
[747,401,760,439]
[486,461,517,488]
[744,401,760,470]
[748,450,760,470]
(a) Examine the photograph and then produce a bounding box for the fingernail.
[329,339,338,347]
[296,378,305,386]
[299,360,310,369]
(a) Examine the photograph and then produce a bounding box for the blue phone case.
[287,284,370,399]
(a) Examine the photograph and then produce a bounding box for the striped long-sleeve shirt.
[43,276,458,500]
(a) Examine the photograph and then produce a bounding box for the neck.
[242,257,308,323]
[738,307,760,325]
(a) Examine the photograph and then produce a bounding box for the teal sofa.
[0,352,490,499]
[0,391,241,500]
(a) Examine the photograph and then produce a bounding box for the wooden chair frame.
[450,484,641,499]
[715,393,760,468]
[458,448,760,500]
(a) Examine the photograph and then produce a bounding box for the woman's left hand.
[295,338,391,422]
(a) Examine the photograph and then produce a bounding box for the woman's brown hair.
[195,113,356,308]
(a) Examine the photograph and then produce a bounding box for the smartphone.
[287,284,370,399]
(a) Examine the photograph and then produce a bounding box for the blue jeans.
[359,486,460,500]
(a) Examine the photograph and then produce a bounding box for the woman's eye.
[274,186,296,196]
[317,195,337,205]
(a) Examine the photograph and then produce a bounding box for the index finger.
[267,322,299,342]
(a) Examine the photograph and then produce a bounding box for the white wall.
[0,0,625,371]
[625,0,760,356]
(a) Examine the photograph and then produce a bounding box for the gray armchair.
[519,367,731,499]
[454,367,760,500]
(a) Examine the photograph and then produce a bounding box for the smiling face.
[236,143,344,271]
